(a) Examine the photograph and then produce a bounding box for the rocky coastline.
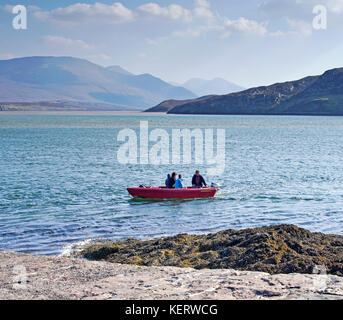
[80,225,343,276]
[1,224,343,300]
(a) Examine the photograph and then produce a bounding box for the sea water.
[1,113,343,255]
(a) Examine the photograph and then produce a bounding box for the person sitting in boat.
[168,172,177,188]
[165,174,171,188]
[174,174,184,189]
[192,170,207,188]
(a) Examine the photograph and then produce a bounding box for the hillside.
[0,56,196,110]
[151,68,343,115]
[106,65,132,76]
[145,95,216,112]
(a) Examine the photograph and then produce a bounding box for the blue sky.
[1,0,343,87]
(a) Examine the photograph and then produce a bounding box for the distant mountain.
[0,56,196,110]
[168,81,182,87]
[182,78,245,96]
[148,68,343,115]
[145,95,216,113]
[106,65,133,76]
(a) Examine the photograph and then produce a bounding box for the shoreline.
[1,224,343,300]
[0,111,167,115]
[79,224,343,277]
[3,111,343,118]
[1,251,343,300]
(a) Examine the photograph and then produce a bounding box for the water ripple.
[1,114,343,255]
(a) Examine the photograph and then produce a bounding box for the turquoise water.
[1,113,343,255]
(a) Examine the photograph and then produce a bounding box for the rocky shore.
[1,251,343,300]
[1,224,343,300]
[81,225,343,276]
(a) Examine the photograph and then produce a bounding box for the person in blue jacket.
[174,174,184,189]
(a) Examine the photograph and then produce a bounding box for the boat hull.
[127,186,217,199]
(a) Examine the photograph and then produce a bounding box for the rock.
[2,251,343,300]
[80,224,343,276]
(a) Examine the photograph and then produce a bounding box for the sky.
[1,0,343,88]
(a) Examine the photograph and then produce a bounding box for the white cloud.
[327,0,343,13]
[193,0,214,20]
[137,1,268,39]
[34,2,134,25]
[137,0,215,22]
[31,1,267,39]
[138,1,268,41]
[195,0,210,8]
[268,30,286,37]
[150,23,225,42]
[42,35,95,50]
[138,3,193,22]
[225,17,268,36]
[31,1,270,40]
[286,19,313,36]
[194,6,214,20]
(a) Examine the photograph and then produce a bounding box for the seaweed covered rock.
[80,225,343,276]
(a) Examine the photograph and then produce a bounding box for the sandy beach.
[1,251,343,300]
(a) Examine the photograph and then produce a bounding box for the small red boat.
[127,186,217,200]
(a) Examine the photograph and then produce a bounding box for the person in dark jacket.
[165,174,171,188]
[192,170,207,188]
[168,172,177,189]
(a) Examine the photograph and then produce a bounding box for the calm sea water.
[1,113,343,255]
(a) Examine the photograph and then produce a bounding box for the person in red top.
[192,170,207,188]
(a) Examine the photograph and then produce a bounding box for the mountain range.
[0,56,196,110]
[147,68,343,115]
[181,78,245,96]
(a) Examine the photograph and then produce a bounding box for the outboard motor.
[211,183,221,189]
